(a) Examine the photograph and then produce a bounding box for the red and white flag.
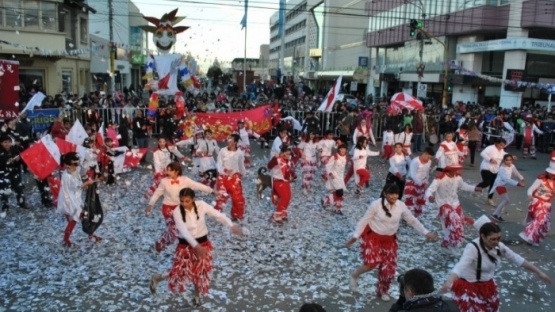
[317,76,342,112]
[124,148,149,169]
[21,135,61,180]
[96,122,105,147]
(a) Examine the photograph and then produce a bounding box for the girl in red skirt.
[146,162,216,253]
[144,136,188,199]
[344,184,437,301]
[520,152,555,246]
[150,188,243,307]
[490,154,524,222]
[441,222,551,312]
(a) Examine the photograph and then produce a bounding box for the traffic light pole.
[417,28,449,107]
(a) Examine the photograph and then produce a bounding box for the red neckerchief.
[170,178,180,185]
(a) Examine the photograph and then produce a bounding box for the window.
[62,70,72,93]
[59,8,71,34]
[80,18,88,43]
[19,69,45,94]
[4,0,21,28]
[23,1,39,29]
[42,2,57,31]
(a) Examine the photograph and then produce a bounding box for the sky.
[133,0,279,71]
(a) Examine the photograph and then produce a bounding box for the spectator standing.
[411,110,424,153]
[389,268,458,312]
[133,109,149,149]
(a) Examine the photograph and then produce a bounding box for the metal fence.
[56,107,438,142]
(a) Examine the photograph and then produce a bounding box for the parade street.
[0,142,553,311]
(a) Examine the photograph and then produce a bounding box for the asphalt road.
[0,138,553,311]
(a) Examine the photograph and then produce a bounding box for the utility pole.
[108,0,115,94]
[418,27,449,107]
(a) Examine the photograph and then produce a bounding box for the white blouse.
[407,156,432,186]
[452,238,524,282]
[56,170,83,221]
[148,176,213,206]
[389,154,411,177]
[353,198,429,237]
[173,200,234,247]
[153,146,185,173]
[425,175,476,208]
[217,147,246,176]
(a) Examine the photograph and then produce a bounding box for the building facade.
[0,0,95,98]
[88,0,148,93]
[366,0,555,108]
[268,0,372,96]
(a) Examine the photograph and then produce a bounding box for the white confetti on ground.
[0,155,552,311]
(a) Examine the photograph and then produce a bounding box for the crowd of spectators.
[13,80,555,153]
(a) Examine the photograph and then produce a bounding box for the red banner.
[0,60,20,119]
[179,104,278,141]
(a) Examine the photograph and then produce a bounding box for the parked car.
[336,93,359,107]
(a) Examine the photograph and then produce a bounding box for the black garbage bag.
[82,182,103,235]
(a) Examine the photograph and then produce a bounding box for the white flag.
[21,92,46,113]
[318,76,342,112]
[67,120,88,145]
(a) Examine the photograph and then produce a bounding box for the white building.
[88,0,132,92]
[365,0,555,108]
[268,0,371,96]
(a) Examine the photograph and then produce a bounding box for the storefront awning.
[317,70,354,79]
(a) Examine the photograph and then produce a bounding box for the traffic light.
[447,77,454,93]
[409,19,423,37]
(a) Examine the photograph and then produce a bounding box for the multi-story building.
[269,0,312,83]
[88,0,147,93]
[269,0,372,95]
[366,0,555,108]
[0,0,95,97]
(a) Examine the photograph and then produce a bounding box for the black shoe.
[335,210,344,215]
[192,297,202,307]
[42,201,53,208]
[491,214,504,222]
[365,182,370,189]
[19,204,30,210]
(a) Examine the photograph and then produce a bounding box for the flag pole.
[243,24,247,95]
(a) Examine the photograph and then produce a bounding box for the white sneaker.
[380,294,391,301]
[0,211,5,218]
[349,277,358,292]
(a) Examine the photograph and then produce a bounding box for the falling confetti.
[0,148,551,311]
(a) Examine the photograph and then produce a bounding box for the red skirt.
[452,278,499,312]
[168,240,214,294]
[495,186,507,195]
[382,145,393,160]
[360,225,398,266]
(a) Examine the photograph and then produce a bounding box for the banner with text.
[180,104,276,141]
[0,59,20,119]
[27,108,60,133]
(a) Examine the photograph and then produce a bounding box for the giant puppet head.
[140,9,189,54]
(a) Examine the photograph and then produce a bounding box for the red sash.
[523,127,533,145]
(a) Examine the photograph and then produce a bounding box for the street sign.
[350,81,358,91]
[417,83,427,98]
[547,85,555,94]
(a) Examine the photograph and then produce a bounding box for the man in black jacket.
[390,268,458,312]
